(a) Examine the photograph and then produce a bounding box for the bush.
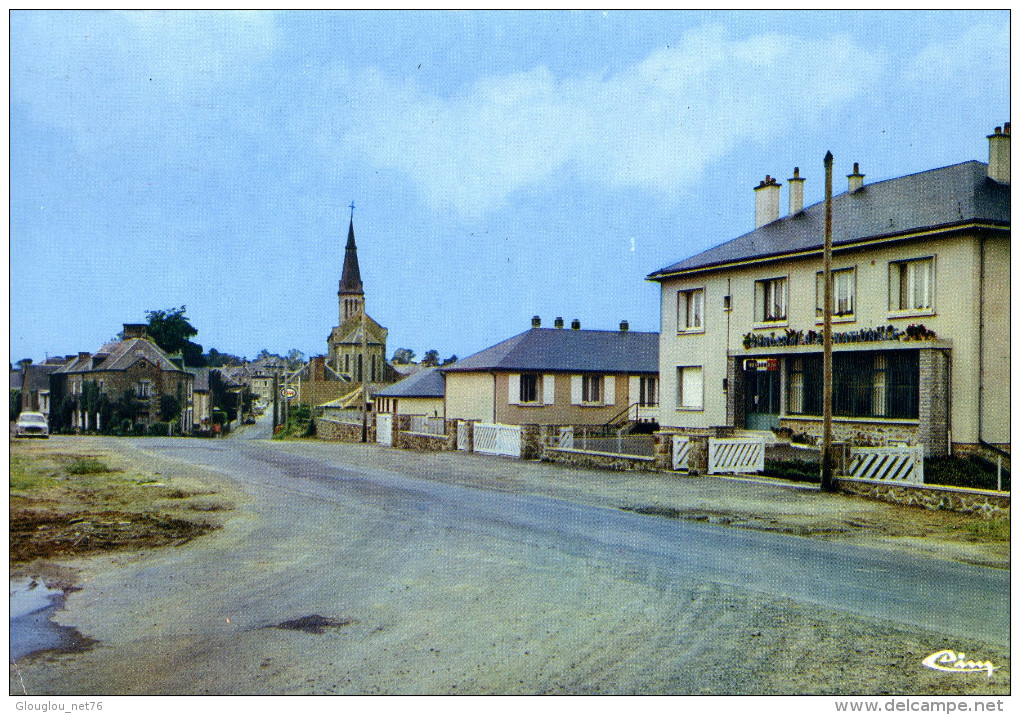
[213,409,228,425]
[121,419,132,434]
[131,422,148,437]
[149,421,170,436]
[66,458,111,475]
[925,456,1010,491]
[763,459,820,483]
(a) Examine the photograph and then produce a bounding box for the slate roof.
[187,367,211,392]
[10,369,24,390]
[23,363,65,392]
[442,328,659,374]
[649,161,1010,279]
[375,367,445,398]
[55,337,187,374]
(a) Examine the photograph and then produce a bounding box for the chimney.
[619,320,629,332]
[847,162,865,192]
[554,317,564,329]
[753,175,781,228]
[988,123,1010,184]
[571,319,581,331]
[77,352,91,369]
[531,316,541,328]
[310,355,325,382]
[788,167,805,215]
[123,323,148,340]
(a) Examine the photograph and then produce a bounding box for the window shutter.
[629,376,640,405]
[603,375,615,406]
[542,374,555,405]
[508,374,520,405]
[571,375,582,405]
[682,367,704,409]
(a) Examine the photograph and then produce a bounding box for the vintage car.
[14,411,49,438]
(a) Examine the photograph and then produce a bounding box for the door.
[744,361,781,431]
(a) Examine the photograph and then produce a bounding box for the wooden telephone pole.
[820,151,836,492]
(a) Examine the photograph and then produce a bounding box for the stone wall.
[316,418,364,443]
[780,418,918,449]
[543,447,657,472]
[838,478,1010,518]
[393,417,458,452]
[918,348,950,457]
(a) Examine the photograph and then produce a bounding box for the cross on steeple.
[349,201,355,219]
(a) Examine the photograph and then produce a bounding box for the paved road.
[13,437,1010,695]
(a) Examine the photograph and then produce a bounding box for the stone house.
[442,317,659,427]
[16,357,69,418]
[647,124,1010,458]
[51,323,195,431]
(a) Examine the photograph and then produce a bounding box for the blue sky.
[9,10,1010,364]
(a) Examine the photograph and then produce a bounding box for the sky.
[8,10,1011,365]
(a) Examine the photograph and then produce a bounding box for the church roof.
[442,327,658,374]
[339,217,363,294]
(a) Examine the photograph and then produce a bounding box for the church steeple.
[339,213,365,324]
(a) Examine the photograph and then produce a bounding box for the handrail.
[602,402,638,430]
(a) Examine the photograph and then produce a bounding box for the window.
[787,351,918,419]
[520,373,539,403]
[678,288,705,331]
[345,354,350,374]
[136,381,152,398]
[677,366,703,410]
[582,375,602,404]
[754,277,787,323]
[889,258,933,313]
[816,268,856,318]
[639,376,658,406]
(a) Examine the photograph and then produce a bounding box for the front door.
[744,362,781,431]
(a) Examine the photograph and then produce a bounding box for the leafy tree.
[145,306,205,367]
[441,355,458,366]
[391,348,415,365]
[10,389,22,421]
[16,358,32,371]
[159,393,181,423]
[256,348,273,361]
[204,348,244,368]
[421,349,440,367]
[286,349,305,370]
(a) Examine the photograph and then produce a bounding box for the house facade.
[442,317,659,427]
[648,125,1010,458]
[51,323,196,432]
[375,367,445,417]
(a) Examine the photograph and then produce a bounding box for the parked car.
[14,412,49,438]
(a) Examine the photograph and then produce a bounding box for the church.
[326,214,393,389]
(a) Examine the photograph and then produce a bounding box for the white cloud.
[902,21,1009,94]
[339,24,886,219]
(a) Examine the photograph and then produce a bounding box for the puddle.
[269,614,354,634]
[10,578,96,661]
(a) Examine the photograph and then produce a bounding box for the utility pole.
[820,150,836,492]
[361,299,368,442]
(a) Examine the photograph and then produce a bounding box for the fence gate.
[558,426,574,450]
[473,423,522,458]
[672,435,690,472]
[844,445,924,484]
[457,420,470,450]
[708,437,765,475]
[376,413,392,446]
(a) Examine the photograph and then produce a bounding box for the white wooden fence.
[557,426,574,450]
[376,413,392,446]
[457,420,471,451]
[845,445,924,484]
[708,437,765,475]
[672,435,690,472]
[473,422,522,458]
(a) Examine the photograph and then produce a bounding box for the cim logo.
[922,650,997,678]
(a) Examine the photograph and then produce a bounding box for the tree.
[391,348,415,365]
[286,349,305,370]
[421,350,440,367]
[16,358,32,371]
[159,393,181,423]
[204,348,244,368]
[441,355,458,366]
[145,306,205,367]
[10,389,22,421]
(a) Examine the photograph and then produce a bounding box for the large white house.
[648,124,1010,458]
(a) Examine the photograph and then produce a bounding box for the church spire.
[339,215,363,295]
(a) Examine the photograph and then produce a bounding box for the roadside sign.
[281,387,297,399]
